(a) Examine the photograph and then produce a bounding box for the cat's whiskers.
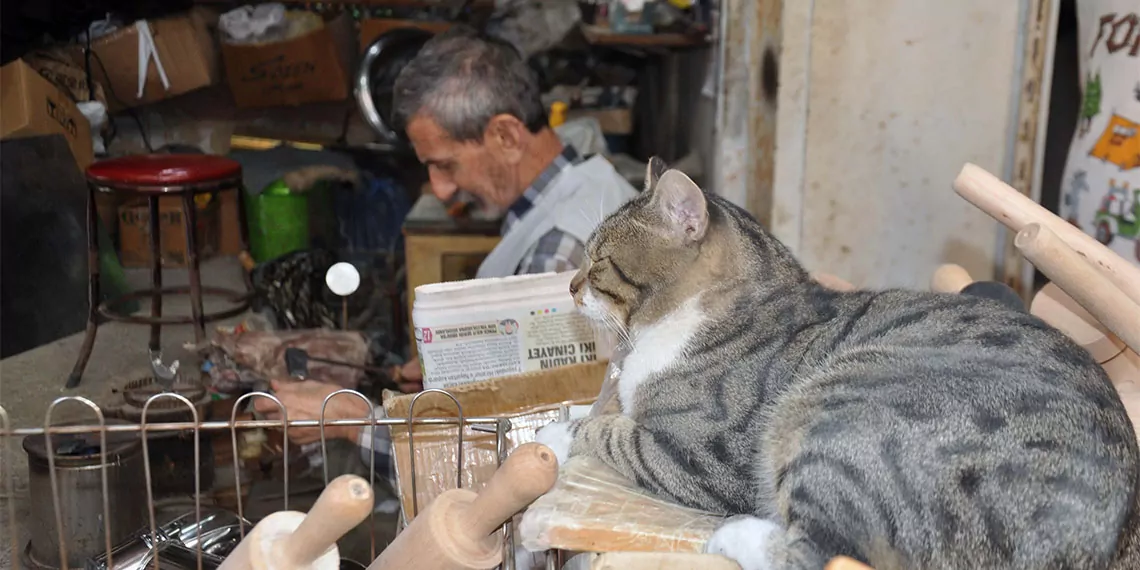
[601,308,632,347]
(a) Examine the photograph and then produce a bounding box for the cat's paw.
[704,515,782,570]
[534,421,575,466]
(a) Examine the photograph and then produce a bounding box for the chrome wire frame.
[0,388,522,570]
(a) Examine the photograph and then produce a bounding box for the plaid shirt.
[360,145,588,492]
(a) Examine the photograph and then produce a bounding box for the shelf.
[580,24,709,48]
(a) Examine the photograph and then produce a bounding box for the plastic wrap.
[519,455,725,553]
[383,361,608,517]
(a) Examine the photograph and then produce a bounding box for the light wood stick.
[811,272,857,292]
[456,442,559,538]
[280,474,375,567]
[931,264,973,293]
[953,163,1140,307]
[825,556,874,570]
[1014,224,1140,354]
[1030,283,1126,363]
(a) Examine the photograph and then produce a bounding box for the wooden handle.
[1014,224,1140,355]
[458,442,559,538]
[931,264,973,293]
[811,272,857,292]
[279,474,374,567]
[1030,282,1126,363]
[953,163,1140,307]
[825,556,874,570]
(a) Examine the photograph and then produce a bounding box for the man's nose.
[429,171,458,201]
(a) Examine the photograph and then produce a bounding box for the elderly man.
[255,26,637,479]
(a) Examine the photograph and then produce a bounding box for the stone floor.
[0,255,397,568]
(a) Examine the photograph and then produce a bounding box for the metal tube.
[140,393,201,570]
[407,389,465,518]
[1,416,503,436]
[43,396,113,570]
[229,392,289,538]
[319,389,377,559]
[2,406,20,570]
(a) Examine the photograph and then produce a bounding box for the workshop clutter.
[0,59,95,172]
[218,7,355,108]
[412,271,616,390]
[72,8,222,112]
[382,361,607,519]
[117,194,220,268]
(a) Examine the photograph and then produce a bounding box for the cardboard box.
[383,361,607,518]
[0,59,95,171]
[118,196,219,268]
[78,8,220,112]
[218,189,244,255]
[221,12,354,108]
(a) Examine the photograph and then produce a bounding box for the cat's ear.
[654,170,708,242]
[644,156,668,192]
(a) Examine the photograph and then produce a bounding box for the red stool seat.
[86,154,242,188]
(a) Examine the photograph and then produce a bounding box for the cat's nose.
[569,275,584,296]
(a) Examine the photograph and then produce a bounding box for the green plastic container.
[247,179,310,263]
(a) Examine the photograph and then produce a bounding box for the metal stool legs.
[148,196,163,352]
[66,184,103,389]
[182,193,207,344]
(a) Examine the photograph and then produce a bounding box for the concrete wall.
[769,0,1030,288]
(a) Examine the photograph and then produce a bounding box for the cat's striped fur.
[534,159,1140,570]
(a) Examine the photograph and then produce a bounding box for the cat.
[533,158,1140,570]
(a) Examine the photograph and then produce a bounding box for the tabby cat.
[533,158,1140,570]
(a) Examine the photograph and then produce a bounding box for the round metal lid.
[22,418,143,467]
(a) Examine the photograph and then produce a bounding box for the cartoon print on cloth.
[1064,170,1090,225]
[1059,1,1140,265]
[1079,71,1103,136]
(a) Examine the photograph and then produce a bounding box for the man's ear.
[485,114,525,162]
[644,156,668,192]
[653,170,708,242]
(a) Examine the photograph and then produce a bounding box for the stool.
[67,154,251,389]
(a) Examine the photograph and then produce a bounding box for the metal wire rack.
[0,387,534,570]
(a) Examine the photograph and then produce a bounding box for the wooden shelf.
[580,24,709,48]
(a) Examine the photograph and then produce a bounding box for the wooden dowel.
[1014,223,1140,355]
[931,264,973,293]
[281,474,375,567]
[825,556,874,570]
[953,163,1140,307]
[457,442,559,538]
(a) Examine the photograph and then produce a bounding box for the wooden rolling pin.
[1014,223,1140,355]
[930,263,974,294]
[1031,282,1140,386]
[368,442,559,570]
[825,556,874,570]
[811,272,857,292]
[929,264,1025,311]
[953,163,1140,308]
[219,474,374,570]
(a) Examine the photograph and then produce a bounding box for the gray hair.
[391,26,548,142]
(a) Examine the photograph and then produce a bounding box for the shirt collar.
[502,145,582,234]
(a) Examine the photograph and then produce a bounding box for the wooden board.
[519,455,725,554]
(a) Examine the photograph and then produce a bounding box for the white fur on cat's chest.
[619,296,706,414]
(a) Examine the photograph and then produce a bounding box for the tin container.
[22,418,147,569]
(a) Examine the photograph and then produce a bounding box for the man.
[255,26,638,481]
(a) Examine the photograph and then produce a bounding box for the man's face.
[406,115,519,209]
